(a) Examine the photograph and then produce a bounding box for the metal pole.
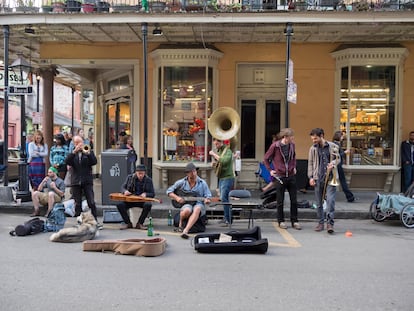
[16,72,30,201]
[36,74,40,130]
[71,87,75,134]
[3,25,9,186]
[284,22,293,128]
[141,22,149,172]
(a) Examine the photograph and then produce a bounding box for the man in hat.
[167,162,212,239]
[31,166,65,217]
[117,164,155,230]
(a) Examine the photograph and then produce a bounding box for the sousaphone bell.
[208,107,240,150]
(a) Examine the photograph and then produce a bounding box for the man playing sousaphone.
[209,138,235,226]
[207,106,240,226]
[308,128,341,233]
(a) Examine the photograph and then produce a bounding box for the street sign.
[0,70,31,87]
[8,86,33,95]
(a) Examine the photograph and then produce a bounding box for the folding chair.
[216,189,261,229]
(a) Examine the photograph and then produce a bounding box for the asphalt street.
[1,214,413,311]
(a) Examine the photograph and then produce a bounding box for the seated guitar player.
[117,164,155,230]
[166,162,212,239]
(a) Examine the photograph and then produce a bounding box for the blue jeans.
[219,178,234,223]
[403,163,414,192]
[337,163,354,202]
[314,180,336,225]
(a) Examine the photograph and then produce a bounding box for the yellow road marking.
[270,222,302,248]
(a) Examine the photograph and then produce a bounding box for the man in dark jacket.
[65,135,99,223]
[264,128,301,230]
[401,131,414,192]
[117,164,155,230]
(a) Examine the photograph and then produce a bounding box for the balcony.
[1,0,413,14]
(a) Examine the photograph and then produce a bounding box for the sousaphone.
[208,107,240,150]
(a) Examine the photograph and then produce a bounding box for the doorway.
[240,98,281,160]
[238,97,281,187]
[105,98,130,149]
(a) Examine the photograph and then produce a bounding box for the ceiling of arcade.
[1,11,414,87]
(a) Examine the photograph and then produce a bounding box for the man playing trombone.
[308,128,341,233]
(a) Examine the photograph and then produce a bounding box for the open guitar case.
[194,226,268,254]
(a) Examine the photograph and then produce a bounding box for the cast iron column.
[284,22,293,128]
[3,26,9,186]
[36,74,40,129]
[16,71,30,202]
[141,22,149,171]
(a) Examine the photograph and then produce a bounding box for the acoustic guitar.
[109,193,161,203]
[171,189,219,209]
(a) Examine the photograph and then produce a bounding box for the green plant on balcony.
[41,0,54,12]
[16,0,35,6]
[16,0,38,11]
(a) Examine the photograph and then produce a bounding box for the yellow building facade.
[34,29,413,191]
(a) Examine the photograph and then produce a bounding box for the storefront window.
[105,100,130,149]
[108,75,130,92]
[161,67,212,162]
[340,66,395,165]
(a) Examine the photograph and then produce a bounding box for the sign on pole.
[287,81,297,104]
[0,70,30,87]
[8,86,33,95]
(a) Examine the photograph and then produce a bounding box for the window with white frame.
[332,47,408,166]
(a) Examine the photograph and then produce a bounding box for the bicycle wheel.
[369,199,386,222]
[400,203,414,228]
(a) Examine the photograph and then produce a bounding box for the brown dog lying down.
[83,238,166,257]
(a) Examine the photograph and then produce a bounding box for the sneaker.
[119,223,132,230]
[314,223,324,232]
[217,218,226,224]
[97,222,104,230]
[279,222,288,229]
[292,222,302,230]
[220,221,230,227]
[327,224,334,234]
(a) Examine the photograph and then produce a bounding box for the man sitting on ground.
[31,167,65,217]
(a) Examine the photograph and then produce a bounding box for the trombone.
[321,145,340,202]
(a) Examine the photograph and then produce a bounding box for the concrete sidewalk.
[0,178,376,220]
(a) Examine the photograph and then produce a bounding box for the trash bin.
[101,149,136,205]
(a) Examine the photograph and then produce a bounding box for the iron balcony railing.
[0,0,413,13]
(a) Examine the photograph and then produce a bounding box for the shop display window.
[161,66,213,162]
[340,66,395,165]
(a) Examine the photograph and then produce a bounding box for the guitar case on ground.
[194,226,268,254]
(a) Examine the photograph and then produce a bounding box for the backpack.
[173,212,207,233]
[45,203,66,232]
[10,218,45,236]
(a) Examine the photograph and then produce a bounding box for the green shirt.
[217,145,235,180]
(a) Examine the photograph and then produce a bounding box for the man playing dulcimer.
[116,164,155,230]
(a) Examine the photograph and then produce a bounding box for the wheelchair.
[370,191,414,229]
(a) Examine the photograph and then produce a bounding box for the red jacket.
[264,140,296,178]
